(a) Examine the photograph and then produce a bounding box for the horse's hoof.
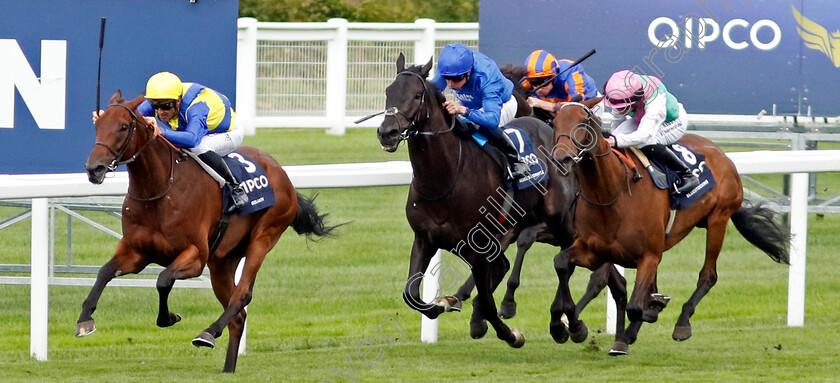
[192,331,216,348]
[498,302,517,319]
[673,325,692,341]
[156,313,182,328]
[550,322,570,344]
[608,341,630,355]
[508,328,525,348]
[570,322,589,343]
[434,296,462,312]
[470,319,488,339]
[75,320,97,337]
[650,293,671,308]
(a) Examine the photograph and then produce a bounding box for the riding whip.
[96,17,106,114]
[533,49,597,92]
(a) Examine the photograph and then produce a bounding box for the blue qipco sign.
[479,0,840,116]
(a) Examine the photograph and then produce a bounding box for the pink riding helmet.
[604,70,650,111]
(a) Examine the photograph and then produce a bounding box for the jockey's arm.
[613,95,668,148]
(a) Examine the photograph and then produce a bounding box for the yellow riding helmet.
[145,72,183,100]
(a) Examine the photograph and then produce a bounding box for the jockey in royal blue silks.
[430,42,530,179]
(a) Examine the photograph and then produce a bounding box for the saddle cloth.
[188,150,276,215]
[642,143,716,210]
[471,126,549,191]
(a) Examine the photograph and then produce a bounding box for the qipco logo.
[648,17,782,51]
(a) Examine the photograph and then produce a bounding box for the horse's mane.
[499,63,529,92]
[402,64,452,127]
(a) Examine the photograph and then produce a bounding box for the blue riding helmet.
[437,43,474,76]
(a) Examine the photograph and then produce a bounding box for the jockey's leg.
[641,144,699,194]
[197,151,249,211]
[479,125,529,179]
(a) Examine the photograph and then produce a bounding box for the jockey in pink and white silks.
[603,70,699,194]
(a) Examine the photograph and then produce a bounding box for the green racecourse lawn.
[1,128,839,382]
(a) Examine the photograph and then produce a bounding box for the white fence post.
[414,19,436,70]
[30,198,49,361]
[326,18,348,136]
[236,17,259,136]
[605,265,625,334]
[420,249,442,343]
[235,258,248,354]
[787,172,808,326]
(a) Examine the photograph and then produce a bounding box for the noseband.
[94,103,157,171]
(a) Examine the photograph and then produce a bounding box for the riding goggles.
[150,100,176,111]
[443,74,467,82]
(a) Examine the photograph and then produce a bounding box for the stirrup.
[674,175,700,194]
[227,184,249,213]
[508,161,530,179]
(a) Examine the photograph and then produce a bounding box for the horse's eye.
[415,93,422,100]
[120,123,129,131]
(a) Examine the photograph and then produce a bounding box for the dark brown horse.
[549,98,789,355]
[377,54,590,347]
[79,91,335,373]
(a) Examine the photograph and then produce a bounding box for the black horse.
[377,54,620,346]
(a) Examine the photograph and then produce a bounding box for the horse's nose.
[377,126,399,140]
[84,162,108,184]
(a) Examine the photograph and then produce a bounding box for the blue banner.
[0,0,238,174]
[479,0,839,117]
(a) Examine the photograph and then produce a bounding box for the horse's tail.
[730,201,790,265]
[292,192,341,241]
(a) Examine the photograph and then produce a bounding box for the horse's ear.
[108,90,122,105]
[396,53,406,73]
[419,56,433,78]
[127,94,145,109]
[584,97,604,109]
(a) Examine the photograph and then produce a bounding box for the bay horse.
[79,90,336,373]
[377,54,605,347]
[549,98,790,355]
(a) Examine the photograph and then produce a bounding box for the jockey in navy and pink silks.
[603,69,699,194]
[430,42,528,179]
[138,71,249,212]
[521,49,602,116]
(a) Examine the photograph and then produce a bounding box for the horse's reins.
[375,70,463,200]
[356,70,458,143]
[556,102,631,206]
[95,103,179,201]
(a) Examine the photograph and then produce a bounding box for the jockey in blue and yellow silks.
[521,50,601,117]
[430,42,529,179]
[138,71,248,212]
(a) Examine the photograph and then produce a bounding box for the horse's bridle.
[94,103,158,171]
[554,102,610,162]
[94,102,177,201]
[555,102,630,206]
[359,70,456,143]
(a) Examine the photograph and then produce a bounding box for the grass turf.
[0,128,838,382]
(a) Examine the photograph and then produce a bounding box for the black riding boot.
[642,144,699,194]
[198,151,249,213]
[481,127,529,179]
